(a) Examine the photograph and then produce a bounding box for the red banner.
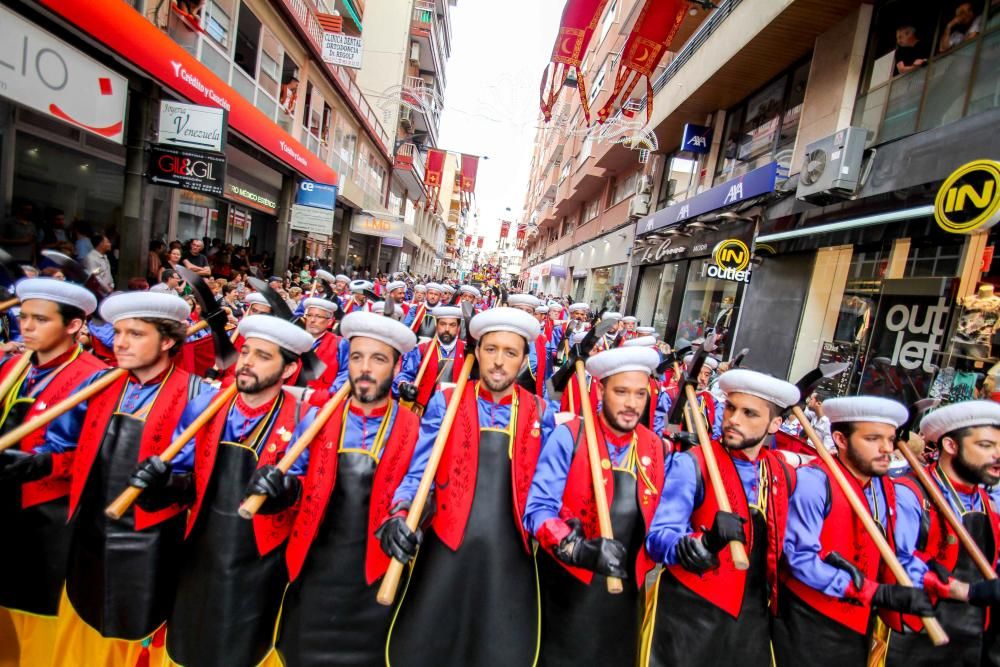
[596,0,687,124]
[540,0,609,124]
[500,220,511,238]
[460,154,479,193]
[424,148,447,212]
[477,236,484,248]
[464,234,472,247]
[515,223,527,249]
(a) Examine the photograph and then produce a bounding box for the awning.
[341,0,363,33]
[755,205,934,243]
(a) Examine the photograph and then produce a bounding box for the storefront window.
[657,154,697,209]
[674,259,740,353]
[590,263,626,310]
[634,264,680,335]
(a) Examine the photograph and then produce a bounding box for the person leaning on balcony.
[940,2,982,53]
[894,24,929,75]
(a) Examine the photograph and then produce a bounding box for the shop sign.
[0,5,128,143]
[707,239,752,283]
[321,32,363,69]
[290,204,333,235]
[295,180,338,210]
[681,124,711,155]
[573,269,588,278]
[351,212,404,240]
[934,159,1000,234]
[226,180,278,213]
[158,100,226,152]
[638,162,777,234]
[549,266,568,279]
[148,144,225,196]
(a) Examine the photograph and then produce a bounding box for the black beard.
[236,365,285,394]
[845,442,883,478]
[351,373,393,404]
[438,332,455,345]
[722,427,768,451]
[601,401,637,433]
[953,446,1000,486]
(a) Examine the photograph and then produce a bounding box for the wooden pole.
[575,361,624,594]
[792,406,949,646]
[238,382,352,519]
[0,297,17,312]
[0,355,32,407]
[376,354,475,606]
[104,383,239,520]
[401,338,438,414]
[408,303,426,334]
[895,443,997,580]
[685,384,750,570]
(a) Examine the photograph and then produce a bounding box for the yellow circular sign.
[712,239,750,272]
[934,159,1000,234]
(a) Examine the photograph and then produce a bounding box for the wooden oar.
[238,382,352,519]
[0,355,32,406]
[376,353,476,606]
[104,382,239,519]
[792,406,948,645]
[575,360,623,594]
[894,443,997,580]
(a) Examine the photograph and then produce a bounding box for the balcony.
[410,1,447,87]
[393,143,427,201]
[403,76,441,145]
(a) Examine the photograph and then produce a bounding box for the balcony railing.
[394,142,426,184]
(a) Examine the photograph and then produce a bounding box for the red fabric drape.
[424,148,447,212]
[539,0,610,124]
[459,154,479,206]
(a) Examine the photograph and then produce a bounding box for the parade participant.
[130,315,318,667]
[508,293,552,399]
[644,369,800,666]
[623,336,662,431]
[554,303,589,364]
[333,273,350,301]
[525,345,664,666]
[459,284,482,311]
[344,280,374,314]
[594,311,622,352]
[402,283,439,337]
[658,353,723,439]
[395,306,464,408]
[773,396,936,666]
[0,278,105,666]
[439,282,456,303]
[884,400,1000,665]
[44,292,204,664]
[410,284,426,305]
[383,307,556,667]
[636,325,657,338]
[301,296,346,390]
[277,312,420,666]
[621,315,638,340]
[386,280,409,316]
[244,291,272,315]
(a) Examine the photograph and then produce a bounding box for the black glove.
[398,382,419,403]
[376,514,422,563]
[968,579,1000,607]
[872,584,935,615]
[0,451,52,483]
[824,551,865,591]
[550,352,580,392]
[246,465,301,514]
[136,473,194,512]
[671,431,700,452]
[701,511,746,554]
[676,535,719,574]
[128,456,172,490]
[554,518,628,578]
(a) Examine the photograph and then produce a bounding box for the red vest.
[308,332,341,390]
[286,400,420,583]
[560,374,599,417]
[559,418,663,588]
[783,459,897,634]
[0,349,107,507]
[432,384,544,553]
[407,303,427,334]
[414,340,465,408]
[646,378,659,431]
[187,389,305,556]
[68,366,193,530]
[667,442,794,617]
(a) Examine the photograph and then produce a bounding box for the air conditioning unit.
[409,42,420,63]
[628,193,651,220]
[796,127,868,205]
[635,174,654,196]
[399,106,413,130]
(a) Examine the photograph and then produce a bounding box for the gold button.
[601,459,611,470]
[267,443,277,452]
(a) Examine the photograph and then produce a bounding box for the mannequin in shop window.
[834,295,874,344]
[953,283,1000,359]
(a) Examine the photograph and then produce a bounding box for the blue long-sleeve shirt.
[655,390,723,439]
[169,388,316,476]
[783,465,891,597]
[392,340,459,397]
[392,383,556,506]
[88,319,115,350]
[645,450,762,564]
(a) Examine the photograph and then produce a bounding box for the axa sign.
[0,5,127,143]
[681,124,712,155]
[935,159,1000,234]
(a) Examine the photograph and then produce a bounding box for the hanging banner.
[477,236,484,248]
[539,0,609,124]
[500,220,511,237]
[424,148,446,212]
[516,223,527,249]
[596,0,687,124]
[460,154,479,207]
[464,234,472,247]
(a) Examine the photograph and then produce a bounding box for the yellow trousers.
[51,588,165,667]
[0,607,58,667]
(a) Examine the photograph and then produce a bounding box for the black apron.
[417,313,436,339]
[276,451,393,666]
[886,511,993,667]
[772,583,871,667]
[386,427,540,667]
[0,399,72,616]
[537,469,644,666]
[166,443,287,667]
[65,413,186,640]
[646,509,770,667]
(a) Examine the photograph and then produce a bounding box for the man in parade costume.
[643,369,800,666]
[458,284,482,312]
[383,307,556,667]
[593,311,622,352]
[403,282,441,337]
[773,396,937,666]
[0,278,105,666]
[525,345,665,665]
[244,291,273,315]
[410,283,426,305]
[885,400,1000,665]
[276,311,420,666]
[129,315,317,667]
[623,336,663,432]
[395,306,465,407]
[621,315,638,341]
[656,353,723,439]
[301,296,346,390]
[43,291,205,664]
[344,280,374,314]
[333,274,351,303]
[386,280,410,316]
[508,293,553,399]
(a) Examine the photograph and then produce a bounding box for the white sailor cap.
[569,302,589,313]
[459,285,481,299]
[425,282,442,293]
[303,297,338,315]
[244,292,269,308]
[824,396,908,428]
[623,335,658,348]
[718,369,800,410]
[586,346,659,380]
[340,311,417,354]
[315,269,336,284]
[387,280,407,292]
[508,293,541,309]
[603,311,623,322]
[413,284,427,293]
[335,274,351,283]
[535,305,550,314]
[684,353,719,371]
[637,326,656,335]
[469,307,539,343]
[238,315,314,356]
[622,316,638,324]
[16,278,97,315]
[440,283,456,294]
[920,401,1000,442]
[432,306,462,321]
[99,291,190,324]
[372,301,405,317]
[350,280,374,293]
